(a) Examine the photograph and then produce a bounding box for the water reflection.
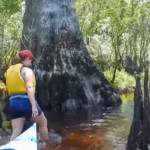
[44,101,133,150]
[0,101,133,150]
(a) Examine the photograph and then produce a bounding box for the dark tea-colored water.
[44,101,133,150]
[0,100,133,150]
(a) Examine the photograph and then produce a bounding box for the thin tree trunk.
[143,67,150,145]
[111,65,117,84]
[127,67,150,149]
[127,75,144,150]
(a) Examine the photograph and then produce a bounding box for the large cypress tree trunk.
[21,0,121,111]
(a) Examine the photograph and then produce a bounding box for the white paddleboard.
[0,123,37,150]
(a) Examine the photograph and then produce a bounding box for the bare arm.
[24,68,38,117]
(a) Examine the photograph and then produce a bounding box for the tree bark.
[127,68,150,149]
[143,67,150,147]
[127,76,144,149]
[21,0,121,111]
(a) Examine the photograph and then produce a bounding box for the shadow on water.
[43,100,133,150]
[0,95,133,150]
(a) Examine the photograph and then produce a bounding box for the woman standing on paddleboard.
[6,50,49,145]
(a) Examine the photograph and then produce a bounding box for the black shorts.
[9,94,42,119]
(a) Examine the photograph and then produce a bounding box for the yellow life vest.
[6,63,36,95]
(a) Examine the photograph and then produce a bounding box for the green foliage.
[0,0,21,82]
[76,0,130,37]
[86,34,112,71]
[104,70,135,91]
[76,0,150,91]
[0,81,9,129]
[0,0,21,25]
[0,80,5,90]
[121,93,134,102]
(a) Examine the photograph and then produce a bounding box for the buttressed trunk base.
[22,0,121,111]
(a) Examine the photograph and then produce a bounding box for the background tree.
[76,0,150,147]
[76,0,130,84]
[125,1,150,149]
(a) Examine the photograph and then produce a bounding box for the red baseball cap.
[19,50,36,62]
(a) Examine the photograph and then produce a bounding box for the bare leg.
[10,117,25,140]
[34,113,49,144]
